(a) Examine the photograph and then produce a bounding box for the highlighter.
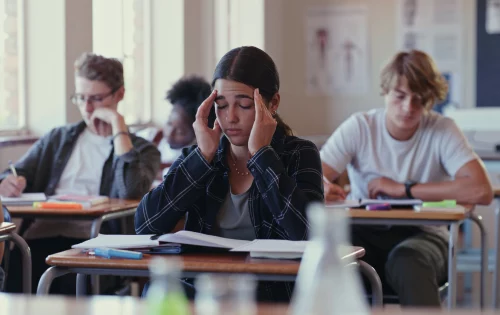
[421,200,456,208]
[365,203,391,211]
[94,248,143,260]
[33,202,84,210]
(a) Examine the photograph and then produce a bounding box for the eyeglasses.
[70,87,120,106]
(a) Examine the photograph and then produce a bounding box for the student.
[158,76,216,164]
[321,50,493,307]
[135,46,324,301]
[0,52,161,293]
[137,76,216,165]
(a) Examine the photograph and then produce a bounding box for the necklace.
[229,150,250,176]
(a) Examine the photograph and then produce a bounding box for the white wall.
[264,0,477,136]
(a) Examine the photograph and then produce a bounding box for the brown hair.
[74,52,124,91]
[380,50,448,109]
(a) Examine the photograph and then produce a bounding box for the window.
[214,0,264,61]
[92,0,151,125]
[0,0,25,131]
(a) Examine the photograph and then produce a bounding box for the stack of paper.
[49,195,110,208]
[1,193,47,206]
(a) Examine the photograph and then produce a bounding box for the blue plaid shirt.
[135,127,324,241]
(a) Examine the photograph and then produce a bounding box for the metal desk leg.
[37,267,71,295]
[448,223,459,309]
[493,198,500,308]
[90,217,103,295]
[469,213,488,309]
[358,260,383,307]
[76,274,87,297]
[90,218,103,239]
[8,232,32,294]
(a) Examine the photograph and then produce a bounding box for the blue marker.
[94,248,143,260]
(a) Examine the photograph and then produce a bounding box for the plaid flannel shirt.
[135,127,324,240]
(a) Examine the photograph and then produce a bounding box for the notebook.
[1,193,47,206]
[49,195,110,208]
[72,230,249,250]
[326,198,422,209]
[230,239,309,259]
[72,231,314,260]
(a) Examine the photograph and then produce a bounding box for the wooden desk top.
[0,222,15,235]
[0,294,497,315]
[46,247,365,275]
[348,208,468,221]
[7,199,140,217]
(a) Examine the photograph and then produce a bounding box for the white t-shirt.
[24,128,113,240]
[157,138,183,164]
[320,108,478,237]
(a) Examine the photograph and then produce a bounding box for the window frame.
[0,0,27,135]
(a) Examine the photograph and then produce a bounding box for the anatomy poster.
[305,5,369,96]
[396,0,463,107]
[486,0,500,34]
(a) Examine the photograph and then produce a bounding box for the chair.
[0,205,12,292]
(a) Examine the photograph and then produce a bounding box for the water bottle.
[290,202,369,315]
[146,257,190,315]
[194,273,257,315]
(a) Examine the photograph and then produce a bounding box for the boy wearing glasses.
[321,50,493,306]
[0,53,160,294]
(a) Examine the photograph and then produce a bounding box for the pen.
[8,160,17,177]
[93,248,143,260]
[150,234,162,240]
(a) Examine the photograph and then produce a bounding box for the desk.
[493,186,500,308]
[8,199,139,294]
[346,206,486,309]
[37,247,383,305]
[7,199,140,238]
[2,294,500,315]
[0,222,31,293]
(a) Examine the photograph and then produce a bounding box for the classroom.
[0,0,499,314]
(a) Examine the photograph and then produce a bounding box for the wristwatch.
[404,180,417,199]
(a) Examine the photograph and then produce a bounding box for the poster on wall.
[305,5,369,96]
[486,0,500,34]
[396,0,463,109]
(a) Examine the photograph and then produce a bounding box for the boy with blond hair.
[321,50,493,306]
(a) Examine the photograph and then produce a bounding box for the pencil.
[8,160,17,177]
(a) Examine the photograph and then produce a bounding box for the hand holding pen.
[0,161,27,197]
